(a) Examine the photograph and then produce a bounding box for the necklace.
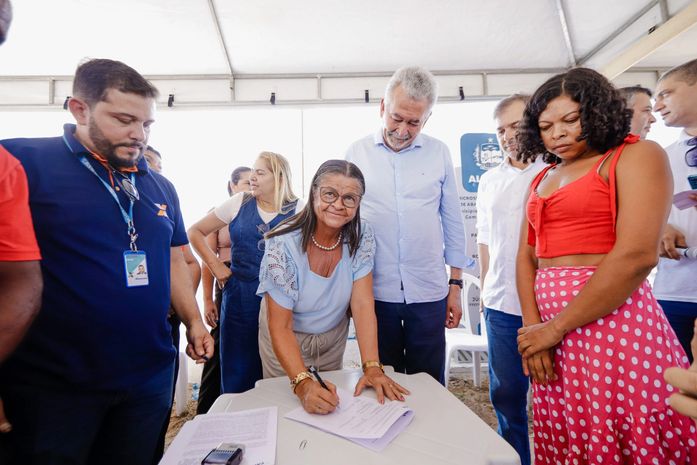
[311,232,342,251]
[256,197,274,212]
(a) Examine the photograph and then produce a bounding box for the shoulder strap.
[607,141,632,231]
[594,148,616,171]
[529,164,555,192]
[280,198,299,215]
[241,192,254,206]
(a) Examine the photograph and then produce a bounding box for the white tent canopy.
[1,0,697,108]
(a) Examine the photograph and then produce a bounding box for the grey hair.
[384,66,438,111]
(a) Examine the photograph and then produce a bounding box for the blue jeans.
[374,298,447,385]
[658,299,697,364]
[219,277,263,393]
[484,308,530,465]
[0,364,174,465]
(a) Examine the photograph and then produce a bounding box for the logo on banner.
[460,133,502,192]
[473,138,503,170]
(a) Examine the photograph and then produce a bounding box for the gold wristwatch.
[361,360,384,373]
[290,371,313,392]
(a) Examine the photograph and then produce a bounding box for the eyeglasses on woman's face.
[317,186,361,208]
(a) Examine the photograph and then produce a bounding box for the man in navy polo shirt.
[0,58,213,465]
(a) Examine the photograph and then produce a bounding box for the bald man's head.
[0,0,12,45]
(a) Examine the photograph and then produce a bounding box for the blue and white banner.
[460,133,504,193]
[455,133,503,322]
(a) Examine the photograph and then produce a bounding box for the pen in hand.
[307,366,340,412]
[308,366,329,391]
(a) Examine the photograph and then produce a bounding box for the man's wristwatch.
[448,278,464,289]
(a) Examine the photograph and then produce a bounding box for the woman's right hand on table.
[295,379,340,415]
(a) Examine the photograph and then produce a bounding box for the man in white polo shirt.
[653,58,697,362]
[476,94,544,465]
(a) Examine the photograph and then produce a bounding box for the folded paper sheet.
[284,388,414,452]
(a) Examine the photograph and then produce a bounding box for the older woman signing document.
[257,160,408,415]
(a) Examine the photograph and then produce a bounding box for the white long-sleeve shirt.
[476,157,545,315]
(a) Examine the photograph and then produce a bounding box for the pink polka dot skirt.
[532,266,697,465]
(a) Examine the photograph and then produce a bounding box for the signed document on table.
[159,406,277,465]
[285,388,414,451]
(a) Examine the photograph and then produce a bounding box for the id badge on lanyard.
[124,250,149,287]
[77,154,150,288]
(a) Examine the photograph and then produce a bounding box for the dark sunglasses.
[113,172,140,202]
[686,137,697,167]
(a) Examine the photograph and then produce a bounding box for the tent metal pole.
[554,0,577,66]
[207,0,235,101]
[48,78,55,105]
[578,0,660,65]
[0,68,569,82]
[601,0,697,79]
[659,0,670,23]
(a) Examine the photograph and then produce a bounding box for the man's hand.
[184,320,214,364]
[203,300,218,328]
[445,285,462,328]
[659,224,687,260]
[690,192,697,211]
[0,397,11,433]
[664,318,697,423]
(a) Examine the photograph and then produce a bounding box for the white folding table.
[209,368,520,465]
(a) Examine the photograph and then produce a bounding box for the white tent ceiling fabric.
[0,0,696,107]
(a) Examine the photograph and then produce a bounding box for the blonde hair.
[256,151,297,212]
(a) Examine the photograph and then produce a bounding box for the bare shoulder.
[620,139,666,159]
[616,140,669,174]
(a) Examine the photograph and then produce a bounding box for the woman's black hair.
[266,160,365,257]
[227,166,251,196]
[518,67,631,164]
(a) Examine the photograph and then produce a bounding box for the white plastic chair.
[173,351,189,416]
[444,273,489,387]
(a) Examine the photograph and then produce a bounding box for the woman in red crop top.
[514,68,696,465]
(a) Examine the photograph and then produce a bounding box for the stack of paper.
[159,406,277,465]
[284,388,414,451]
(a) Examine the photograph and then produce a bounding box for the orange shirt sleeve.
[0,147,41,261]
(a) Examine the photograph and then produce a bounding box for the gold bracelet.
[290,371,313,393]
[361,360,384,373]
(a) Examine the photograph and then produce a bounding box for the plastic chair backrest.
[460,273,482,335]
